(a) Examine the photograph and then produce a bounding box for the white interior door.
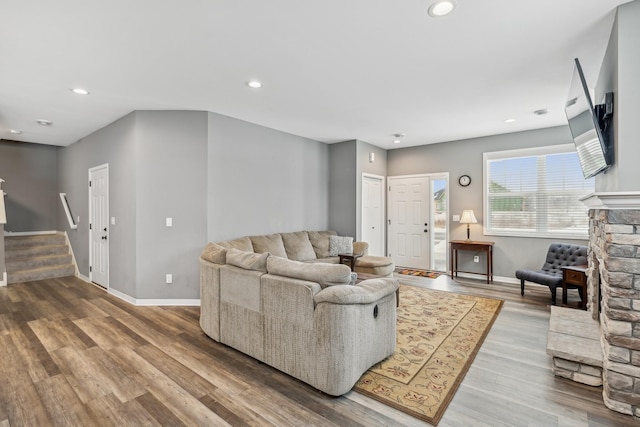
[89,164,109,288]
[361,174,385,256]
[388,176,430,269]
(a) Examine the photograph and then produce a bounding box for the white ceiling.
[0,0,632,149]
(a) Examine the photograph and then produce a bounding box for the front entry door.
[89,164,109,288]
[388,176,430,269]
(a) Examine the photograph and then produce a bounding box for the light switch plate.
[453,214,460,222]
[166,217,173,227]
[111,217,116,226]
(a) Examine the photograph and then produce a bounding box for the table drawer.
[564,269,586,285]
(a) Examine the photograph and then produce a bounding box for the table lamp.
[459,209,477,241]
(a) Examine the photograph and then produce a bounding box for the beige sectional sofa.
[200,230,399,396]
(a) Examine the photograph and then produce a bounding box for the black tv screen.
[564,58,611,179]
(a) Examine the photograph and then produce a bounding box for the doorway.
[89,164,109,288]
[388,174,448,271]
[361,173,385,256]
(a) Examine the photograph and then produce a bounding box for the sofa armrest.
[313,278,398,305]
[353,241,368,256]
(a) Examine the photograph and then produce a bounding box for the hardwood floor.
[0,274,636,426]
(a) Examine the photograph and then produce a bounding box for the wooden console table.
[449,240,495,284]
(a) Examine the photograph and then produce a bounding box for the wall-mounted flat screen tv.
[564,58,613,179]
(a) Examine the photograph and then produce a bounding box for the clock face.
[458,175,471,187]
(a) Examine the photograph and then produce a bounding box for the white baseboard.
[108,287,200,306]
[0,271,6,287]
[3,230,59,236]
[453,272,519,285]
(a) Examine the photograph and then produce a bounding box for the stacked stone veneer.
[589,209,640,419]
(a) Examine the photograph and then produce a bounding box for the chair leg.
[520,279,525,296]
[550,288,557,305]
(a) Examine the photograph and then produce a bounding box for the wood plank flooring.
[0,274,636,426]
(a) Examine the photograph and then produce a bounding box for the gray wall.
[597,1,640,192]
[207,112,330,242]
[0,140,58,231]
[57,113,138,297]
[135,111,208,299]
[328,140,357,237]
[387,126,588,279]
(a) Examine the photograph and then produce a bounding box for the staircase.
[5,233,76,284]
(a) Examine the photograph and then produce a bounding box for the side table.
[449,240,494,284]
[561,265,588,309]
[338,253,362,271]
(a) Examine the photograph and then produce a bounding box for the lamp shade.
[459,209,477,224]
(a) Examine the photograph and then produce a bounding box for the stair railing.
[0,178,6,225]
[59,193,78,230]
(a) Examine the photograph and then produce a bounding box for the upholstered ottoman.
[355,256,395,277]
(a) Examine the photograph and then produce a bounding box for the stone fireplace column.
[583,193,640,419]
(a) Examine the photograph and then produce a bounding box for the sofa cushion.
[281,231,317,261]
[329,235,354,256]
[201,242,226,264]
[250,234,288,258]
[307,230,338,258]
[267,256,351,288]
[226,248,269,272]
[217,236,253,252]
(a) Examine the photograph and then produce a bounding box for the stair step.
[5,244,69,260]
[6,253,73,271]
[4,234,66,250]
[7,264,76,284]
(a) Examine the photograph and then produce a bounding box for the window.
[483,144,594,239]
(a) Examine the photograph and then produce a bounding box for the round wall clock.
[458,175,471,187]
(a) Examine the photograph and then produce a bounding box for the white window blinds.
[483,145,594,239]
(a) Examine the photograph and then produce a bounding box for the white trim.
[59,193,78,230]
[88,163,109,290]
[454,272,519,285]
[62,231,80,277]
[0,271,6,287]
[580,192,640,210]
[3,230,58,236]
[108,287,199,306]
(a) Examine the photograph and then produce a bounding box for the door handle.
[103,227,107,232]
[424,229,428,233]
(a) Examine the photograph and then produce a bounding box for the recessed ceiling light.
[37,119,53,126]
[71,88,90,95]
[9,129,22,134]
[504,118,516,123]
[428,0,457,17]
[393,133,405,144]
[533,108,549,116]
[247,80,263,89]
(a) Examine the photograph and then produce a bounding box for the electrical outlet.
[165,274,173,284]
[473,256,479,263]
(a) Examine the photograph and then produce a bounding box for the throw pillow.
[226,248,269,272]
[328,235,354,256]
[201,242,226,264]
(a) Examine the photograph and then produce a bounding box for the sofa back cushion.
[281,231,317,261]
[267,256,351,288]
[250,234,288,258]
[226,248,269,272]
[307,230,338,259]
[201,242,227,264]
[216,236,254,252]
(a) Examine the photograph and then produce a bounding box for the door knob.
[102,236,107,240]
[424,229,428,233]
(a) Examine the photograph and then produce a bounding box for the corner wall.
[207,112,330,242]
[0,140,58,232]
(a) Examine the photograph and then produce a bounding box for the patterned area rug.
[354,285,503,425]
[398,269,442,279]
